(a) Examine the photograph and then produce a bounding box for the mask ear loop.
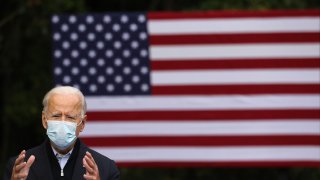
[76,118,83,127]
[44,114,50,123]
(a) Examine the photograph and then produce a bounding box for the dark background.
[1,0,319,179]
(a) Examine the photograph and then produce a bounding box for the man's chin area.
[50,141,75,155]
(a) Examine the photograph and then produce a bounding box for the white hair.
[42,86,87,117]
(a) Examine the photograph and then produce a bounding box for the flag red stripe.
[151,58,320,70]
[117,161,320,167]
[86,110,320,121]
[148,10,320,19]
[81,135,320,147]
[150,33,320,45]
[152,84,320,95]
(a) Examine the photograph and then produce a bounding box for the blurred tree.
[193,0,320,10]
[0,0,319,179]
[0,0,86,176]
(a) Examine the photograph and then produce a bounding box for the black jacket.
[4,139,120,180]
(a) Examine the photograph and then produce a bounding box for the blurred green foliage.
[192,0,320,10]
[0,0,319,179]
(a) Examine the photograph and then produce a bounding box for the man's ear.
[80,115,87,132]
[42,111,47,129]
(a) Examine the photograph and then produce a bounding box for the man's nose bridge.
[61,114,67,121]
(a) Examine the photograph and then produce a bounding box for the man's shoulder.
[83,144,114,162]
[78,139,117,166]
[89,147,113,161]
[79,141,120,179]
[8,141,45,162]
[4,141,46,179]
[24,141,46,157]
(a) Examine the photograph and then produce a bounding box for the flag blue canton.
[51,13,151,95]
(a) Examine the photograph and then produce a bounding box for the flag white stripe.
[86,95,320,111]
[148,18,320,35]
[151,69,320,85]
[81,120,320,137]
[150,43,320,60]
[150,57,320,62]
[92,146,320,162]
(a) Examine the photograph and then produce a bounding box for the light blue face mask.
[46,120,78,150]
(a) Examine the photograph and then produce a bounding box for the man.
[4,86,120,180]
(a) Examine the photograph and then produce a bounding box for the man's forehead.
[47,93,82,109]
[50,93,80,101]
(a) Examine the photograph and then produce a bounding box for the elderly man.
[4,86,120,180]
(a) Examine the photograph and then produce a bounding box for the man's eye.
[67,116,76,120]
[52,115,61,118]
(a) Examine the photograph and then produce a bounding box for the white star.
[139,32,147,40]
[97,58,105,66]
[114,58,122,66]
[140,49,148,57]
[52,15,59,23]
[80,58,88,66]
[105,32,113,40]
[112,24,120,32]
[87,33,95,41]
[124,84,132,92]
[89,84,97,92]
[63,76,71,83]
[140,66,148,74]
[80,76,88,84]
[54,67,62,75]
[70,32,78,41]
[98,76,106,83]
[62,41,70,49]
[106,67,114,75]
[89,67,97,75]
[131,58,139,66]
[131,41,139,49]
[86,15,94,24]
[130,23,137,31]
[132,75,140,83]
[69,15,77,23]
[123,49,131,57]
[141,84,149,92]
[61,24,69,32]
[121,15,129,23]
[138,15,146,23]
[103,15,111,23]
[79,41,87,49]
[71,50,79,58]
[123,67,131,75]
[63,58,71,66]
[97,41,105,49]
[88,50,96,58]
[78,24,86,32]
[122,32,130,40]
[115,75,123,83]
[106,84,114,92]
[53,33,61,41]
[71,67,79,75]
[105,50,113,57]
[95,24,103,32]
[114,41,122,49]
[54,50,62,58]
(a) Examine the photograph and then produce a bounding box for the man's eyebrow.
[48,111,61,114]
[50,111,79,116]
[49,112,61,116]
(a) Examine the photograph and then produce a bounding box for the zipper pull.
[61,169,64,176]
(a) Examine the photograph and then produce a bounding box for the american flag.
[51,10,320,167]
